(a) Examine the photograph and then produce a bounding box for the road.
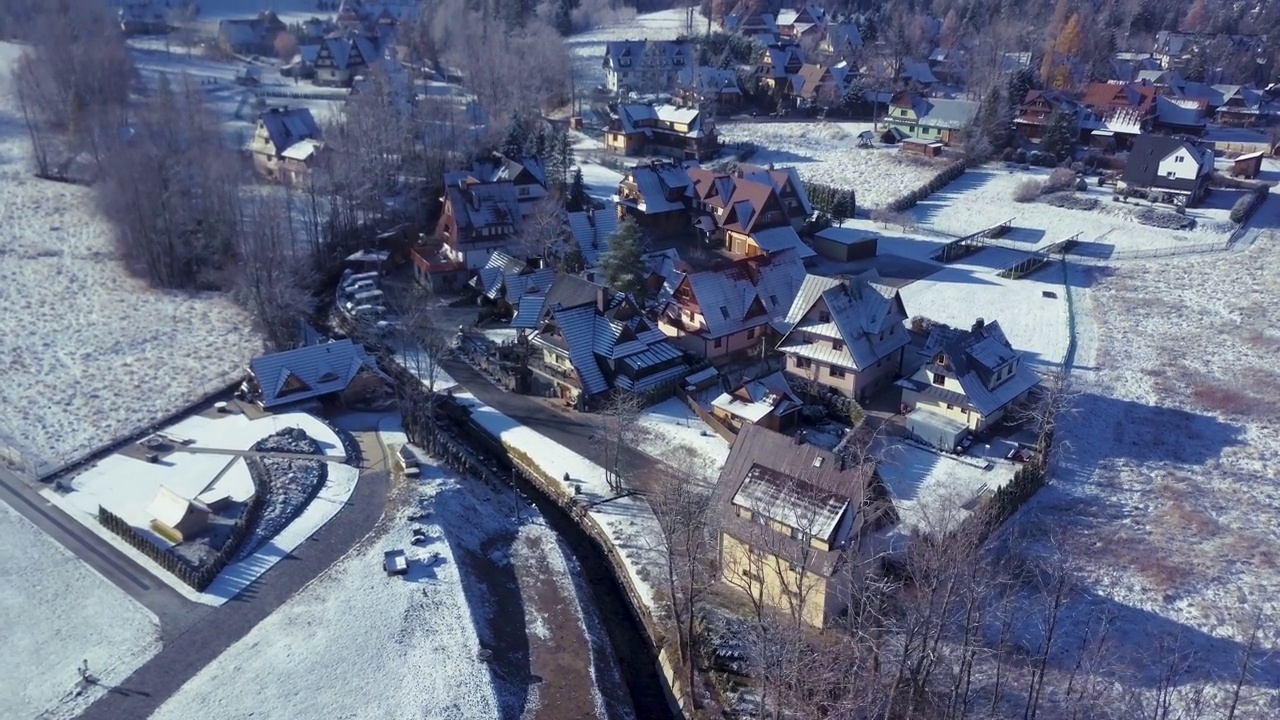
[0,419,392,720]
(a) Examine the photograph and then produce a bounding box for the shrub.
[910,315,935,334]
[1013,179,1043,202]
[1075,177,1088,191]
[1012,148,1027,164]
[1230,187,1269,224]
[1043,192,1099,211]
[1044,167,1076,193]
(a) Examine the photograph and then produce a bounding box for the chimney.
[587,206,595,225]
[971,317,985,334]
[596,285,608,313]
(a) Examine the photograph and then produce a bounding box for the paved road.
[0,420,392,720]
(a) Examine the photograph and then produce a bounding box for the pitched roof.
[565,209,620,268]
[621,161,695,214]
[249,339,383,408]
[712,370,803,423]
[1080,82,1157,114]
[749,225,815,258]
[257,107,321,155]
[442,181,521,235]
[1121,134,1210,189]
[778,273,910,371]
[675,65,742,95]
[676,250,807,339]
[900,321,1040,416]
[917,98,979,128]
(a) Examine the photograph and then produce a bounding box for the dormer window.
[932,372,945,386]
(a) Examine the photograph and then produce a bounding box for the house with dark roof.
[819,23,863,60]
[312,31,383,87]
[250,107,324,184]
[884,92,978,145]
[658,250,807,362]
[1154,96,1208,136]
[602,39,691,94]
[1078,82,1158,149]
[790,62,853,109]
[711,371,803,433]
[217,11,286,55]
[564,208,620,269]
[777,272,910,403]
[528,281,688,407]
[604,103,719,161]
[715,424,888,627]
[246,339,388,409]
[434,154,549,270]
[614,160,696,231]
[1118,134,1213,205]
[470,251,556,325]
[756,42,806,93]
[776,6,826,42]
[896,319,1041,434]
[686,163,814,258]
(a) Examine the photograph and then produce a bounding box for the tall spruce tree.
[598,217,648,299]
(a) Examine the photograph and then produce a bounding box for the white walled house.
[1119,134,1214,204]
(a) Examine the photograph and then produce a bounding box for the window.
[932,372,946,386]
[719,306,730,320]
[946,403,954,410]
[829,366,846,378]
[714,337,723,349]
[795,357,812,369]
[518,186,530,197]
[833,340,844,351]
[747,327,756,340]
[1175,155,1184,163]
[769,294,778,306]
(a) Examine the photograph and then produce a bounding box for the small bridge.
[931,218,1016,263]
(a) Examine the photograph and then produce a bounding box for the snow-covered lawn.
[633,396,731,487]
[1008,238,1280,711]
[874,438,1019,535]
[0,42,263,474]
[910,166,1239,253]
[44,408,359,606]
[897,246,1072,367]
[567,8,695,93]
[456,392,666,611]
[717,120,950,209]
[0,501,160,720]
[154,418,632,720]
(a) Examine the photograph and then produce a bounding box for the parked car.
[349,304,386,320]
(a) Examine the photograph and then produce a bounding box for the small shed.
[812,227,878,262]
[384,549,409,576]
[905,409,970,452]
[147,486,211,544]
[900,137,944,158]
[1231,151,1264,179]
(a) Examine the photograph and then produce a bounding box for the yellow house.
[777,272,910,403]
[714,425,887,628]
[896,319,1041,434]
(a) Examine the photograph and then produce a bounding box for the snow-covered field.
[153,418,631,720]
[911,166,1239,253]
[1009,237,1280,710]
[0,42,262,474]
[567,8,694,93]
[45,409,359,605]
[633,397,731,487]
[0,501,160,720]
[897,246,1072,367]
[718,121,949,209]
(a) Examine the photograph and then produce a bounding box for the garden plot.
[154,420,633,720]
[633,396,731,487]
[43,408,357,605]
[717,121,949,209]
[0,42,263,473]
[0,502,160,720]
[910,166,1238,254]
[896,247,1071,368]
[1008,238,1280,713]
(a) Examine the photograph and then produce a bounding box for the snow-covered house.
[674,66,743,110]
[711,371,803,433]
[756,43,806,94]
[820,23,863,60]
[471,252,556,322]
[1154,96,1208,136]
[884,92,978,145]
[686,163,814,258]
[528,283,687,407]
[658,250,807,362]
[776,6,826,41]
[1118,134,1214,205]
[604,103,719,161]
[436,154,548,269]
[250,107,324,184]
[119,2,168,35]
[564,208,620,269]
[776,273,910,403]
[1078,82,1158,148]
[246,339,387,410]
[791,63,853,108]
[455,154,549,218]
[312,31,389,87]
[1014,90,1082,143]
[217,12,286,55]
[615,160,696,232]
[723,8,779,40]
[896,319,1041,433]
[602,39,691,94]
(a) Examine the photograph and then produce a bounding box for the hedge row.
[1230,185,1270,224]
[886,157,970,213]
[803,181,857,221]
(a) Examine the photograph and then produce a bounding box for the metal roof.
[249,339,383,408]
[778,273,909,371]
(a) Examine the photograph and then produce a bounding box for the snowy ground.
[44,408,359,606]
[153,418,632,720]
[633,397,731,488]
[896,245,1072,367]
[0,42,263,475]
[1006,237,1280,712]
[0,501,161,720]
[874,438,1019,535]
[717,120,951,209]
[456,392,666,611]
[910,166,1240,253]
[567,8,695,95]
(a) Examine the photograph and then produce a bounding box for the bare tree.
[515,195,567,261]
[593,391,644,494]
[234,188,317,350]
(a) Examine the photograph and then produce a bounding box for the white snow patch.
[0,501,161,720]
[634,397,730,487]
[0,42,263,473]
[568,8,696,92]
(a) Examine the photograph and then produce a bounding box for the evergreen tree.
[1040,109,1077,161]
[977,86,1013,154]
[1006,67,1035,112]
[561,235,586,273]
[598,218,648,299]
[502,112,528,159]
[566,167,588,212]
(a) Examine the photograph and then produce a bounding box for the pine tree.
[1040,109,1077,161]
[598,217,648,299]
[561,236,586,273]
[566,167,588,212]
[502,112,528,159]
[1007,68,1035,113]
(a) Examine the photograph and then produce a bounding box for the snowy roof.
[531,299,684,396]
[901,61,938,85]
[616,103,705,135]
[902,321,1040,417]
[676,66,742,95]
[1156,96,1207,126]
[442,181,521,235]
[146,486,209,538]
[621,161,694,214]
[257,108,321,155]
[565,209,620,268]
[779,273,910,371]
[280,138,324,162]
[250,339,383,409]
[823,23,862,51]
[603,39,689,72]
[677,250,807,339]
[749,225,815,258]
[918,98,979,128]
[712,370,802,424]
